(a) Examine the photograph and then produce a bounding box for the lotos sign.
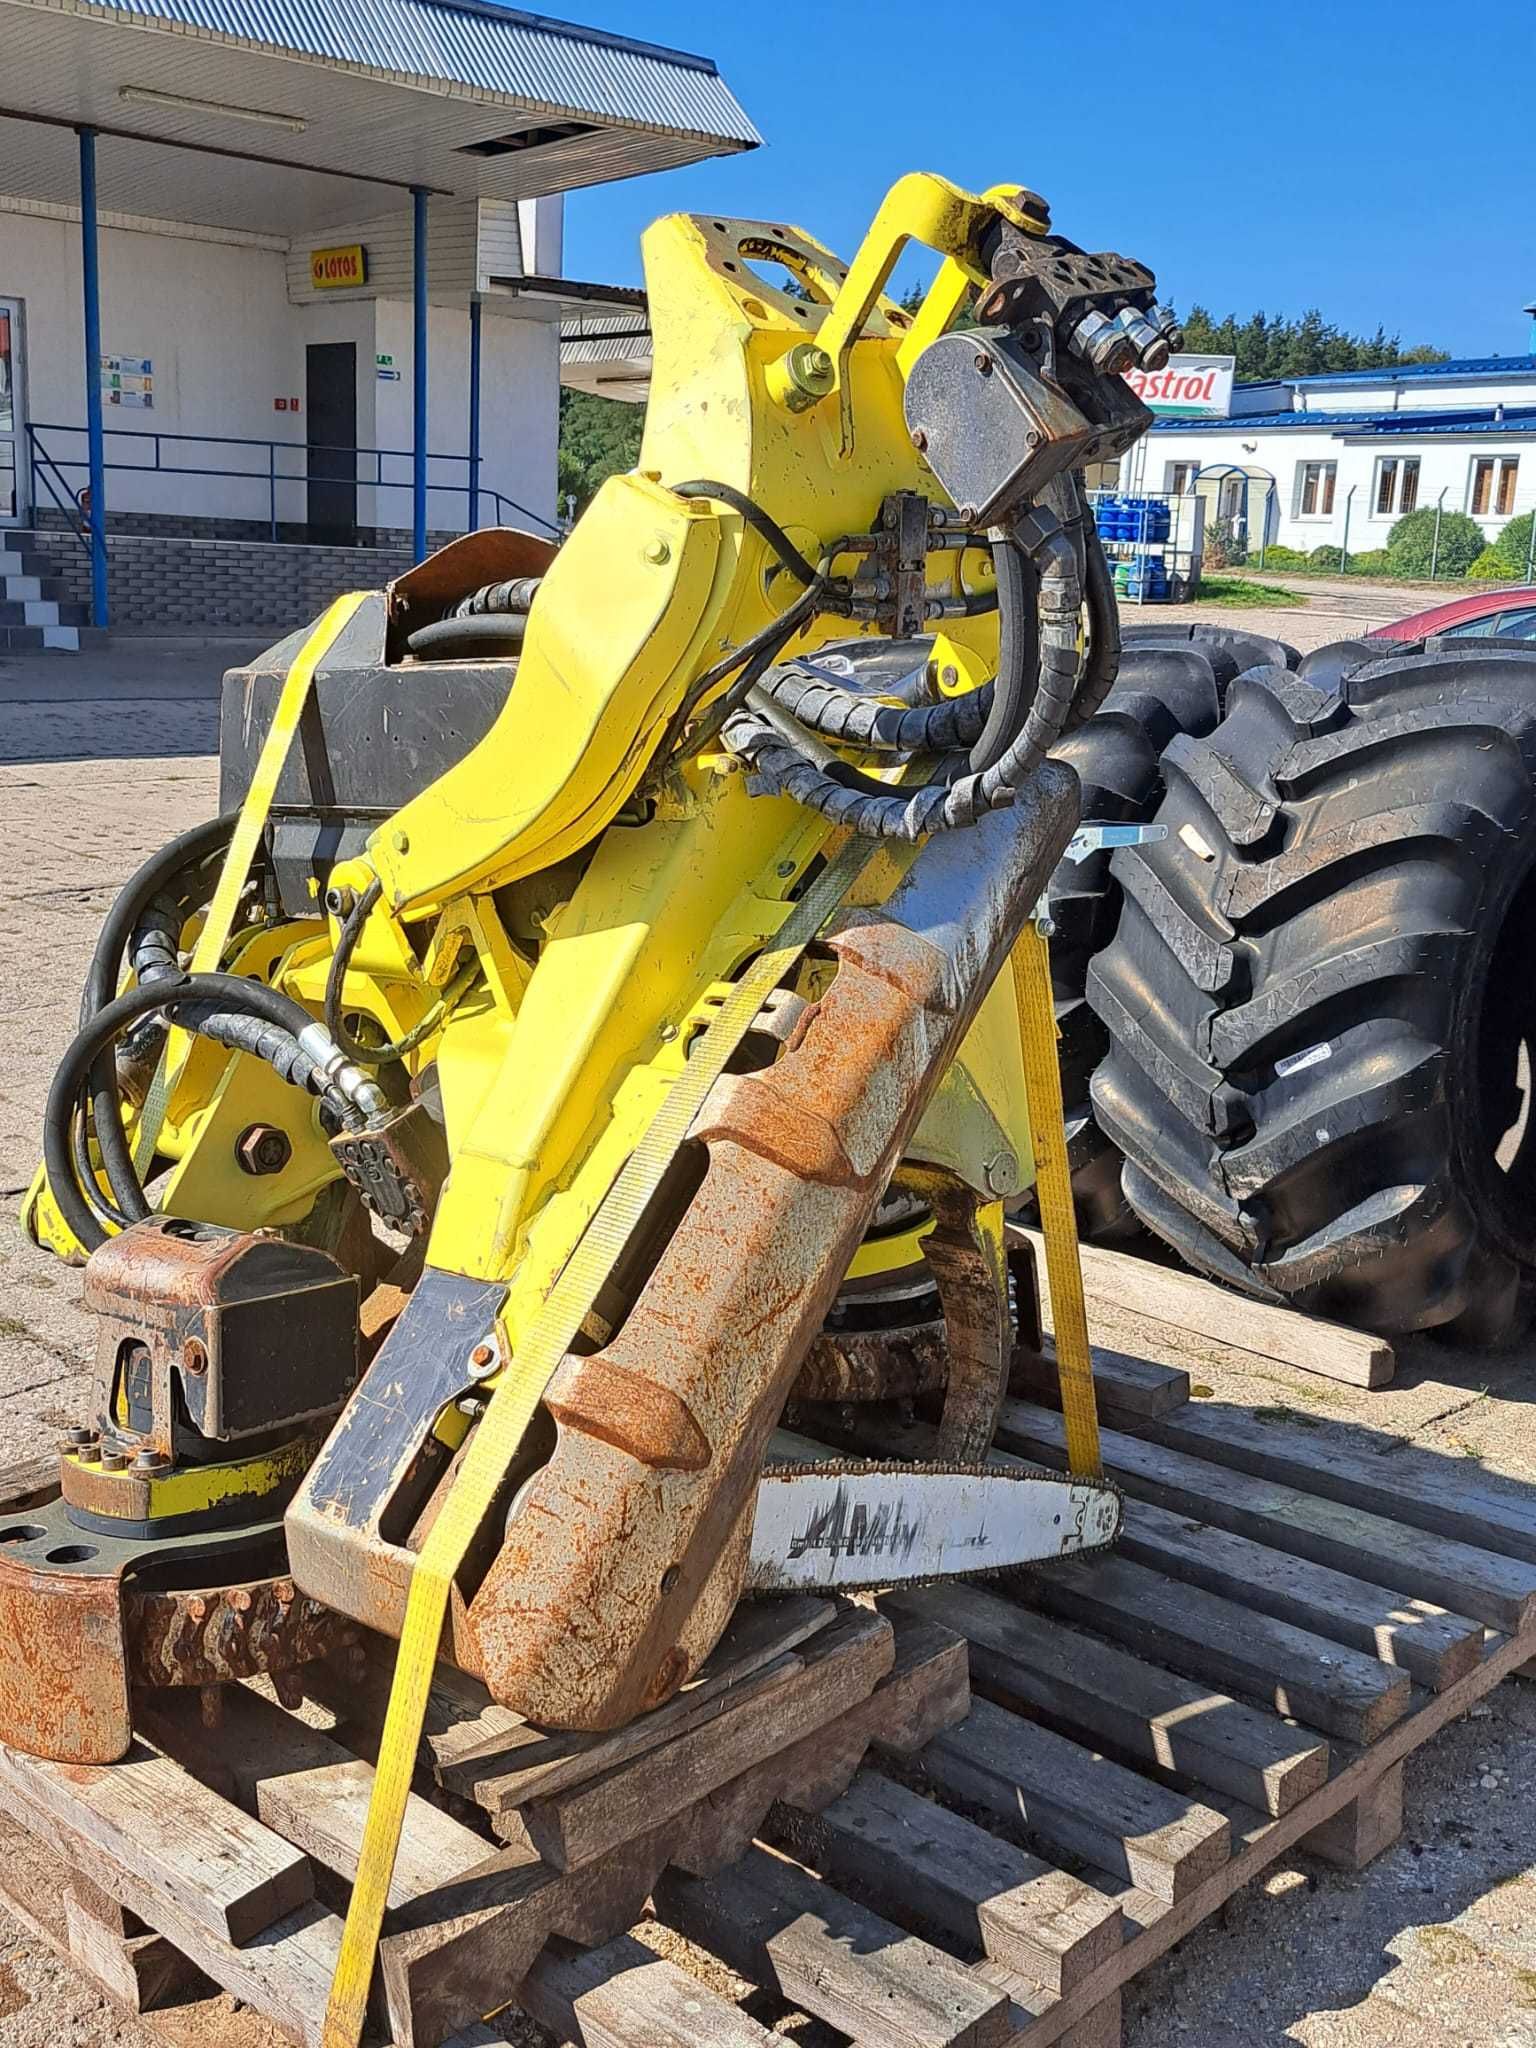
[310,244,369,291]
[1124,353,1235,418]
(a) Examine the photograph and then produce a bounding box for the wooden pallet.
[2,1360,1535,2048]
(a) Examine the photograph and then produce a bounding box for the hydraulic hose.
[323,879,476,1067]
[451,576,542,618]
[405,612,526,661]
[753,659,993,754]
[967,537,1040,775]
[671,480,822,589]
[723,497,1088,841]
[46,974,380,1253]
[74,815,238,1228]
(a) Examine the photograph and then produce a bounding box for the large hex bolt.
[236,1123,292,1176]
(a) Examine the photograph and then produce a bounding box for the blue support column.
[77,126,109,629]
[412,186,428,562]
[467,296,482,531]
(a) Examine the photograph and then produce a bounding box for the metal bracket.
[1033,821,1168,935]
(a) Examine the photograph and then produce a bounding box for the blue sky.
[562,0,1535,360]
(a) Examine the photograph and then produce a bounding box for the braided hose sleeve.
[753,661,993,753]
[1074,480,1123,732]
[451,576,542,618]
[971,522,1085,810]
[723,517,1086,841]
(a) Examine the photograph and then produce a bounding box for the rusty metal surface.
[387,527,557,632]
[0,1539,132,1764]
[792,1318,947,1403]
[462,769,1079,1730]
[82,1217,357,1456]
[0,1488,350,1762]
[125,1576,349,1690]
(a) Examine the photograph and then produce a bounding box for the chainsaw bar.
[746,1457,1122,1594]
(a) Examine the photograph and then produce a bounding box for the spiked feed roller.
[14,170,1181,2040]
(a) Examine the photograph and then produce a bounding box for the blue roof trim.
[1152,404,1536,437]
[1286,356,1536,386]
[70,0,763,143]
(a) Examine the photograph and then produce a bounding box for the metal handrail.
[24,422,559,543]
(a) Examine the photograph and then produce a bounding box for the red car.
[1371,586,1536,642]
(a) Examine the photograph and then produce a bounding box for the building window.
[1374,457,1420,517]
[1470,456,1519,518]
[1165,461,1199,495]
[1297,461,1336,518]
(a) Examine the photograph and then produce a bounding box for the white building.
[1129,356,1536,564]
[0,0,757,641]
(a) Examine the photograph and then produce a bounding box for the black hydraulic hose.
[722,503,1088,840]
[671,481,822,589]
[406,612,526,661]
[967,538,1040,776]
[1074,487,1122,731]
[45,973,351,1253]
[78,813,238,1226]
[754,660,993,754]
[324,879,466,1067]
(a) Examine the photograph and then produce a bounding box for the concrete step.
[0,551,56,579]
[0,622,85,652]
[0,598,92,628]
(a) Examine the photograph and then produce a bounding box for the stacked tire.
[1044,626,1299,1238]
[1088,637,1536,1342]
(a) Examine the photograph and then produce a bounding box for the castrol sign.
[1124,354,1235,417]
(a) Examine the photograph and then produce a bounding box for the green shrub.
[1347,549,1391,575]
[1308,544,1344,570]
[1469,546,1512,579]
[1385,506,1486,579]
[1488,511,1534,578]
[1258,544,1307,569]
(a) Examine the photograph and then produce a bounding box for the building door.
[305,342,357,542]
[0,298,27,526]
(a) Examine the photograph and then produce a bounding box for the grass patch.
[1194,576,1308,609]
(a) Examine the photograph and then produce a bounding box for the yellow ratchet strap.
[1011,919,1102,1478]
[132,590,369,1170]
[322,833,888,2048]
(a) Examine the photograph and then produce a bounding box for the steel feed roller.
[13,174,1170,1795]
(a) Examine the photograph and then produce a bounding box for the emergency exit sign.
[310,244,368,290]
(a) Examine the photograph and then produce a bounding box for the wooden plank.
[998,1401,1536,1635]
[381,1617,969,2048]
[1011,1226,1393,1388]
[979,1965,1123,2048]
[1301,1762,1403,1872]
[892,1584,1328,1818]
[1027,1553,1410,1743]
[1144,1402,1536,1569]
[0,1453,64,1514]
[64,1883,203,2016]
[0,1734,312,1945]
[0,1765,342,2048]
[774,1765,1124,1995]
[140,1688,488,1911]
[918,1698,1230,1904]
[439,1595,835,1808]
[512,1607,893,1871]
[1117,1495,1482,1692]
[1010,1340,1189,1424]
[969,1627,1535,2048]
[654,1845,1014,2048]
[521,1933,781,2048]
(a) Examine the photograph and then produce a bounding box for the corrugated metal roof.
[1287,356,1536,386]
[1153,404,1536,438]
[57,0,762,143]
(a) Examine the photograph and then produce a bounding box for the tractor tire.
[1087,640,1536,1342]
[1121,622,1302,692]
[1043,644,1225,1239]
